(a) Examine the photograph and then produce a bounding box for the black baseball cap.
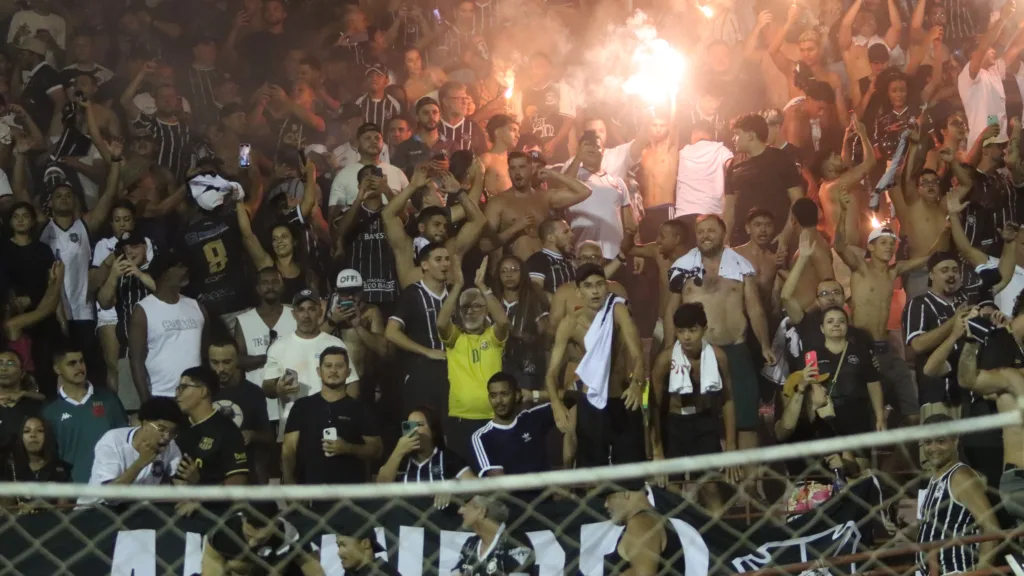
[365,63,389,77]
[115,230,146,250]
[356,122,382,138]
[147,250,183,278]
[292,288,320,307]
[927,251,958,271]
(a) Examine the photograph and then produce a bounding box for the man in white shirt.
[560,135,636,259]
[61,33,114,85]
[262,289,359,437]
[80,397,183,504]
[328,122,408,220]
[7,0,66,67]
[957,2,1024,147]
[675,120,734,218]
[581,117,647,182]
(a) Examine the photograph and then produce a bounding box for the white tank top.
[40,219,94,321]
[137,295,204,397]
[236,306,297,421]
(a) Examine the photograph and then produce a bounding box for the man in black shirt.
[234,0,300,88]
[14,37,66,132]
[724,113,804,248]
[391,97,458,177]
[174,366,249,486]
[337,523,400,575]
[207,339,274,484]
[525,219,575,295]
[455,495,535,575]
[282,346,382,485]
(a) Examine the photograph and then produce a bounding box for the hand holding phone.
[239,143,251,168]
[278,369,300,396]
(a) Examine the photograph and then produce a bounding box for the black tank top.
[603,511,685,575]
[280,272,307,303]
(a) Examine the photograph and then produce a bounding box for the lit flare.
[621,15,687,110]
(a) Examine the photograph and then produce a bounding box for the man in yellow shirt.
[438,257,510,462]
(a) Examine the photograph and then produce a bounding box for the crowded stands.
[4,0,1024,572]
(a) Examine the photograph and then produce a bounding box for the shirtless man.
[549,241,629,330]
[650,302,737,511]
[838,0,902,87]
[835,190,932,424]
[639,114,680,227]
[662,215,774,455]
[480,114,519,196]
[893,129,957,299]
[786,199,835,314]
[381,163,487,288]
[624,218,689,348]
[734,208,783,317]
[818,117,877,248]
[769,5,848,126]
[482,150,592,262]
[547,264,646,468]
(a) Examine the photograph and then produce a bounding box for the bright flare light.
[503,69,515,99]
[699,4,714,18]
[621,15,688,110]
[870,216,882,228]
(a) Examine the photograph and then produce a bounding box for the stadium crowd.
[2,0,1024,572]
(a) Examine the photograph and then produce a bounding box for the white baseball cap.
[867,227,898,244]
[336,269,364,291]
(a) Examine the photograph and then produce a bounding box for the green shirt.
[41,384,128,483]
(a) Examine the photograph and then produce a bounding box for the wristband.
[616,253,627,263]
[110,156,124,163]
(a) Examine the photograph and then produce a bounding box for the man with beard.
[894,128,957,299]
[433,257,509,460]
[817,118,877,248]
[602,485,685,574]
[734,209,782,314]
[562,134,636,260]
[328,122,409,218]
[81,397,182,501]
[471,372,555,476]
[208,339,274,483]
[580,117,648,182]
[482,151,592,262]
[836,190,932,426]
[960,126,1019,256]
[454,495,535,575]
[336,525,398,575]
[546,264,646,468]
[480,114,519,195]
[663,215,774,460]
[390,97,458,177]
[624,219,689,350]
[526,219,575,296]
[903,252,970,421]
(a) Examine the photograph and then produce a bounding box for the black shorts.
[664,412,722,459]
[402,356,449,416]
[576,397,646,468]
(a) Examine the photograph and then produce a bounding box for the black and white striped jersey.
[354,93,403,127]
[962,170,1020,257]
[342,205,399,304]
[398,447,471,482]
[132,113,192,182]
[439,118,487,154]
[390,281,448,351]
[917,462,980,575]
[183,66,227,128]
[525,249,575,293]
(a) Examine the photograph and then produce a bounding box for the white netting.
[0,409,1021,575]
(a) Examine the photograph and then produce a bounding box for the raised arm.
[969,4,1013,80]
[781,232,815,323]
[120,62,156,123]
[834,118,877,190]
[883,0,902,48]
[381,168,427,288]
[3,262,63,341]
[838,0,862,52]
[449,166,488,257]
[543,165,593,210]
[436,267,463,341]
[476,257,510,341]
[237,203,274,270]
[992,225,1019,294]
[946,188,990,267]
[768,5,801,76]
[833,190,863,271]
[744,10,774,61]
[83,154,123,236]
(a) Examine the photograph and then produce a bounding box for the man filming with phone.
[281,346,382,486]
[328,122,408,217]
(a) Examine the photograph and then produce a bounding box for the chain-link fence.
[0,410,1021,575]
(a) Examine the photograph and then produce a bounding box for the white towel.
[575,295,627,409]
[668,247,755,291]
[189,172,245,212]
[668,340,722,395]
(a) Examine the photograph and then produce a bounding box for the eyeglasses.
[147,421,177,439]
[919,179,940,186]
[175,382,204,392]
[817,289,844,298]
[460,303,486,312]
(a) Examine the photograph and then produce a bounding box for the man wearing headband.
[836,191,932,428]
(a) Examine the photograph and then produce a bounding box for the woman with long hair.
[1,416,72,512]
[376,405,476,485]
[241,220,321,302]
[492,255,549,393]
